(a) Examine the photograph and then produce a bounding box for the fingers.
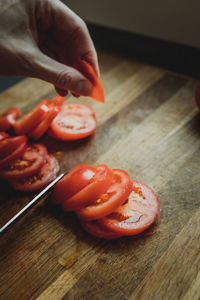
[48,0,100,77]
[33,51,93,96]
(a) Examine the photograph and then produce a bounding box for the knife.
[0,172,65,234]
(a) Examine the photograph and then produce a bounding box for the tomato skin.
[77,169,133,221]
[49,103,97,141]
[62,165,113,211]
[99,180,160,236]
[13,102,49,135]
[29,106,60,140]
[52,164,96,204]
[75,59,105,103]
[0,107,22,131]
[10,154,59,192]
[50,95,65,106]
[0,142,27,169]
[0,135,27,159]
[0,144,47,180]
[81,220,123,239]
[0,132,9,141]
[195,81,200,109]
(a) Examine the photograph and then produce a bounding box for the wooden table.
[0,50,199,300]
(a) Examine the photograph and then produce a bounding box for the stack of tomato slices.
[53,164,160,239]
[0,134,59,191]
[0,96,97,142]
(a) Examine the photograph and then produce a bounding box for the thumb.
[33,52,93,96]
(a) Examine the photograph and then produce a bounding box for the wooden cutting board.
[0,50,199,300]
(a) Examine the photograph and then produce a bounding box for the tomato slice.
[62,165,113,211]
[99,180,160,236]
[0,107,22,131]
[53,164,96,204]
[10,154,59,192]
[50,95,65,106]
[49,103,97,141]
[75,59,105,103]
[0,135,27,159]
[29,106,60,140]
[13,102,49,135]
[195,81,200,109]
[77,169,133,221]
[0,132,9,141]
[81,220,123,239]
[0,144,47,180]
[0,141,27,169]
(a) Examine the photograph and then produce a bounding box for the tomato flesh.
[62,165,113,211]
[77,169,133,221]
[0,136,27,159]
[0,144,47,180]
[53,164,96,204]
[81,220,123,239]
[29,106,60,139]
[14,102,49,135]
[75,59,105,103]
[0,107,22,131]
[49,103,97,141]
[0,142,27,169]
[10,154,59,192]
[0,132,9,141]
[99,180,160,236]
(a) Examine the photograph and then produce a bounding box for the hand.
[0,0,99,96]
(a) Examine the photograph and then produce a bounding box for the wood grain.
[0,50,199,300]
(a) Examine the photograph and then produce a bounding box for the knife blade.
[0,172,65,234]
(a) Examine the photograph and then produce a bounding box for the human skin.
[0,0,100,96]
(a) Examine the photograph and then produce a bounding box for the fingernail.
[76,80,93,95]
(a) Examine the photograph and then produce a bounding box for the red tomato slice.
[0,144,47,180]
[29,106,60,140]
[0,132,9,141]
[50,95,65,106]
[49,103,97,141]
[75,59,105,103]
[81,220,123,239]
[0,107,22,131]
[0,141,27,169]
[53,164,96,204]
[13,102,49,135]
[10,154,59,192]
[62,165,113,211]
[99,180,160,236]
[56,103,96,117]
[0,135,27,159]
[77,169,133,221]
[195,81,200,109]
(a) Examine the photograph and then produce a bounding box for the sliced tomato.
[0,135,27,159]
[0,107,22,131]
[49,103,97,141]
[53,164,96,204]
[99,180,160,236]
[195,81,200,109]
[50,95,65,106]
[81,220,123,239]
[10,154,59,192]
[77,169,132,221]
[57,103,95,117]
[0,141,27,169]
[0,132,9,141]
[75,59,105,103]
[29,106,60,140]
[13,102,49,135]
[0,144,47,180]
[62,165,113,211]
